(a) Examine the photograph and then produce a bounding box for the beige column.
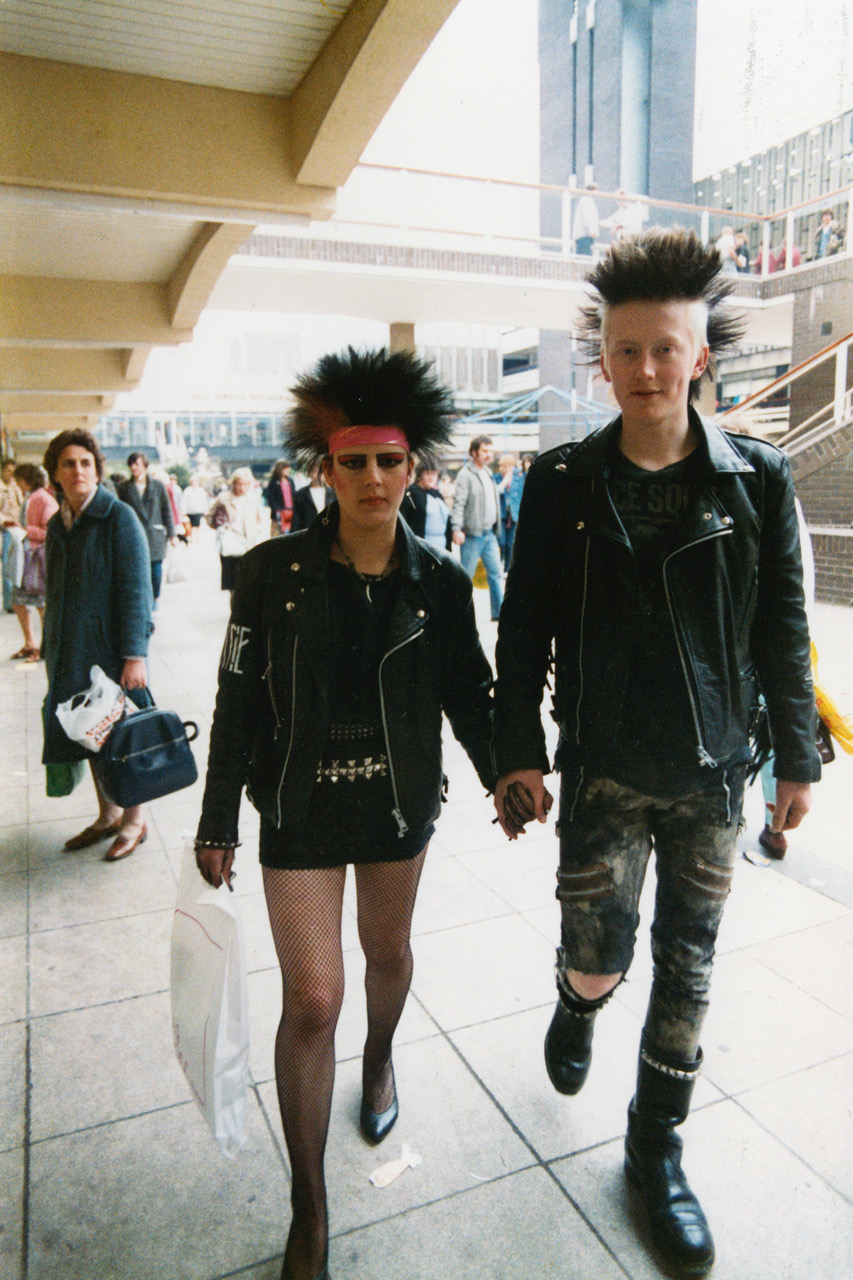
[389,322,416,354]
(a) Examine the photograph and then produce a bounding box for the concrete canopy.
[0,0,460,452]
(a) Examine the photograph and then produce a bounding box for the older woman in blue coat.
[42,428,153,862]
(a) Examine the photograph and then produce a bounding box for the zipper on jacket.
[572,538,591,745]
[378,627,424,835]
[662,527,732,768]
[567,764,585,822]
[722,769,733,825]
[264,632,282,740]
[275,636,299,828]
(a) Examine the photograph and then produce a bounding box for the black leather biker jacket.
[493,410,820,786]
[196,505,495,849]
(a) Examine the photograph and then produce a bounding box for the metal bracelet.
[193,839,241,852]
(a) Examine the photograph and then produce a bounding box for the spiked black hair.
[577,228,747,401]
[286,347,455,470]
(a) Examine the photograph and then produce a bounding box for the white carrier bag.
[170,841,250,1157]
[55,664,129,752]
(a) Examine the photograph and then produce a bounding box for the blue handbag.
[93,689,199,808]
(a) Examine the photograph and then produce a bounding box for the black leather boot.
[624,1044,714,1277]
[543,978,615,1095]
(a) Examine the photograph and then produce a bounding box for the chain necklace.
[334,540,399,602]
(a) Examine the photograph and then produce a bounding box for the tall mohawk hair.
[286,347,455,471]
[577,228,747,401]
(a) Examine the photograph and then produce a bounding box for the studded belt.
[315,753,389,784]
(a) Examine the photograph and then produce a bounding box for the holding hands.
[494,768,554,839]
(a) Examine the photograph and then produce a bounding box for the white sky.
[361,0,852,184]
[132,0,851,401]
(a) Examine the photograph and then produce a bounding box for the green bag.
[45,759,86,797]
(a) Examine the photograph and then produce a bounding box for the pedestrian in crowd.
[1,458,24,614]
[572,182,600,256]
[496,452,524,567]
[206,468,266,603]
[814,208,844,259]
[400,459,452,551]
[451,435,504,621]
[291,464,335,531]
[160,469,185,541]
[604,190,645,242]
[194,348,495,1280]
[42,428,153,862]
[117,453,176,607]
[492,229,819,1279]
[734,229,751,273]
[438,469,455,505]
[715,224,738,273]
[7,463,57,661]
[520,453,535,474]
[181,474,209,541]
[266,459,297,537]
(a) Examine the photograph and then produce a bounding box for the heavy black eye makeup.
[335,453,407,470]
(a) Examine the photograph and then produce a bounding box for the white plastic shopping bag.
[55,664,129,752]
[170,842,250,1158]
[166,542,188,583]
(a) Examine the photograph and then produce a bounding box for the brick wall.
[791,419,853,605]
[790,267,853,430]
[809,532,853,606]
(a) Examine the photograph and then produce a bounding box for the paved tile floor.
[2,530,852,1280]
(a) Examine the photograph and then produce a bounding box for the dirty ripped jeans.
[555,769,745,1061]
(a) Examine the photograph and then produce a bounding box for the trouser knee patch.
[556,861,615,904]
[679,855,733,902]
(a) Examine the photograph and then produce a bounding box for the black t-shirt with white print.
[580,444,727,796]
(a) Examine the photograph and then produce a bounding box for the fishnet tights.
[262,846,427,1279]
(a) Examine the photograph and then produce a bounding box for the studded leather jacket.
[493,410,821,787]
[196,505,495,849]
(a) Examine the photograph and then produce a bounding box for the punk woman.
[194,349,495,1280]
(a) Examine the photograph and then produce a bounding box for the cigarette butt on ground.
[368,1143,422,1188]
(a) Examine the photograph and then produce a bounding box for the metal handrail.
[719,331,853,420]
[782,401,835,441]
[357,163,853,228]
[779,390,853,454]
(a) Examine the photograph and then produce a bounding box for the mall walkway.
[2,530,852,1280]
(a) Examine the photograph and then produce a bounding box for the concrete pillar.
[389,322,415,353]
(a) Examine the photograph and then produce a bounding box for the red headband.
[327,425,410,455]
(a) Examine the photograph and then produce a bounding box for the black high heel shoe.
[359,1062,399,1144]
[280,1264,330,1280]
[280,1223,330,1280]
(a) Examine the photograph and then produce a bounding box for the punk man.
[493,229,820,1276]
